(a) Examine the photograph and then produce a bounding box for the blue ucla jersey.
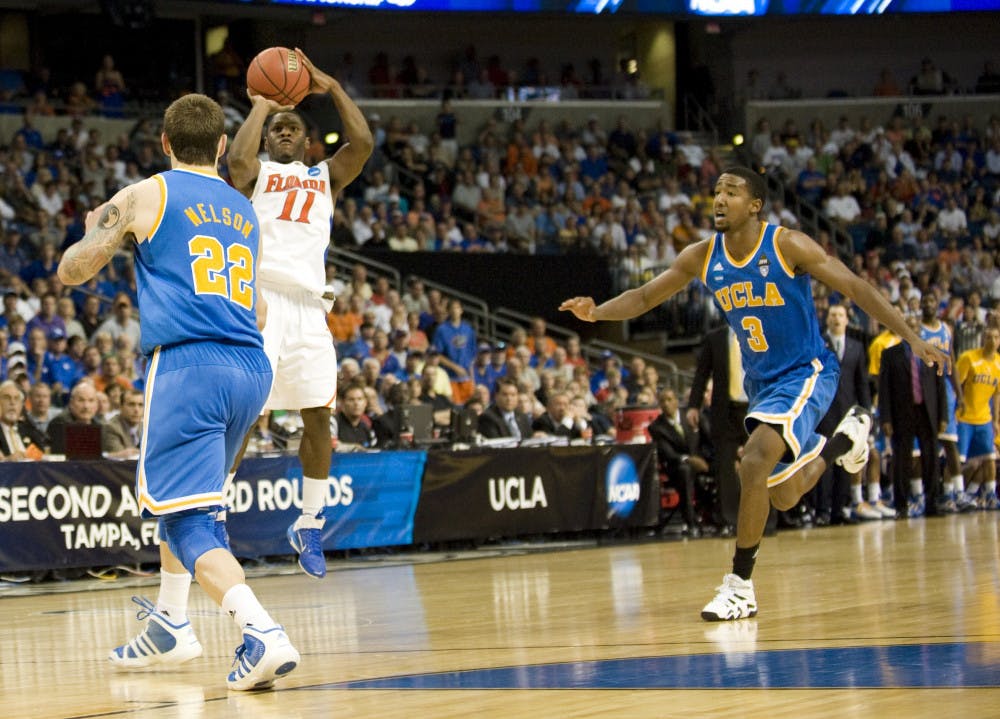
[920,320,952,355]
[701,223,826,382]
[134,169,263,355]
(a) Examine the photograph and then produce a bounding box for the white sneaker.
[701,573,758,622]
[833,406,872,474]
[873,500,896,518]
[109,596,203,669]
[227,625,299,691]
[854,501,882,521]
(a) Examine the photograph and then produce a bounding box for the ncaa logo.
[606,453,640,519]
[307,166,321,176]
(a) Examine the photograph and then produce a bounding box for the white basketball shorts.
[259,284,338,411]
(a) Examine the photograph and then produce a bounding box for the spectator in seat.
[531,390,582,440]
[0,379,47,459]
[102,387,143,459]
[47,380,102,455]
[335,382,375,450]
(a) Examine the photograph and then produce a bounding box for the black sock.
[820,432,852,465]
[732,544,759,580]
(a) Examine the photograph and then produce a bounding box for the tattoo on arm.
[60,191,136,285]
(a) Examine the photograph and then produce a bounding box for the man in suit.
[47,380,103,455]
[815,304,875,524]
[650,386,710,533]
[531,390,582,439]
[686,324,750,534]
[879,315,948,518]
[0,380,48,460]
[102,387,143,459]
[478,376,531,441]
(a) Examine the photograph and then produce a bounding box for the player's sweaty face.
[266,114,307,162]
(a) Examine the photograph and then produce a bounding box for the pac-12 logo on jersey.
[757,255,770,277]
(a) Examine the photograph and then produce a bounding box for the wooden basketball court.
[3,514,998,718]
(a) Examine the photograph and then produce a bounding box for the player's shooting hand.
[559,297,597,322]
[294,48,335,94]
[245,89,294,114]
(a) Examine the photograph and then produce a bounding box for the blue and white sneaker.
[982,492,1000,511]
[227,625,299,691]
[907,494,926,518]
[287,515,326,578]
[109,596,203,669]
[956,491,978,513]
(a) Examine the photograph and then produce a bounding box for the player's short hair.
[163,94,225,166]
[721,165,767,203]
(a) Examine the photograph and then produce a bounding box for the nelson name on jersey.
[183,202,255,239]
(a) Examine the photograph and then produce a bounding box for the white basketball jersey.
[250,160,334,295]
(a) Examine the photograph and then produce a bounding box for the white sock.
[952,474,965,493]
[852,484,864,504]
[867,482,881,503]
[910,479,924,497]
[222,583,276,631]
[301,476,328,517]
[157,569,192,622]
[967,481,981,496]
[986,480,997,494]
[943,480,954,495]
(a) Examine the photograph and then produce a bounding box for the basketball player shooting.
[224,47,374,578]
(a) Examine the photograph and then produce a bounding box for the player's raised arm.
[779,228,951,374]
[58,178,159,286]
[229,93,292,195]
[295,48,374,194]
[560,240,709,322]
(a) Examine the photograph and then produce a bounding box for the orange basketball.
[246,47,311,106]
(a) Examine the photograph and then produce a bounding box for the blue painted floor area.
[323,642,1000,690]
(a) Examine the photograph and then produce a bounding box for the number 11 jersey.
[250,160,335,297]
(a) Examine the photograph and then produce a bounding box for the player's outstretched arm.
[295,48,374,194]
[781,228,951,374]
[560,241,708,322]
[58,179,159,286]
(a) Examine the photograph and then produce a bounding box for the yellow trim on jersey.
[772,226,796,278]
[723,221,767,268]
[767,436,827,487]
[147,174,168,242]
[746,358,823,459]
[136,347,224,516]
[700,234,716,284]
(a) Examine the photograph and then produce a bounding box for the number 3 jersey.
[701,222,826,383]
[250,159,335,297]
[134,168,263,356]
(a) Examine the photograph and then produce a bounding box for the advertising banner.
[0,451,425,572]
[413,444,657,543]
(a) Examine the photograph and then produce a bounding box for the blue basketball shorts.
[745,357,839,487]
[136,340,272,516]
[957,420,995,463]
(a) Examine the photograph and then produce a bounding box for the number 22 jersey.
[250,159,335,297]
